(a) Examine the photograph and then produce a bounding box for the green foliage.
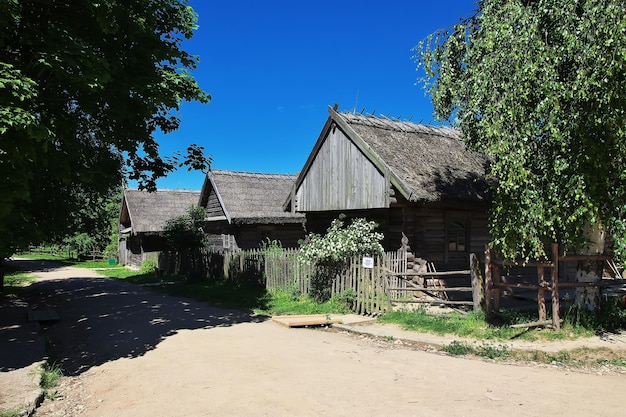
[416,0,626,261]
[564,296,626,332]
[0,408,23,417]
[597,357,626,367]
[260,238,284,255]
[300,216,384,302]
[3,270,35,287]
[0,0,211,260]
[61,189,123,258]
[140,259,158,274]
[442,340,474,356]
[39,360,62,391]
[442,340,510,359]
[257,288,352,316]
[299,217,384,264]
[475,343,511,360]
[164,205,208,252]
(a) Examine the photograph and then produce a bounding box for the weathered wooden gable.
[199,175,228,222]
[295,118,390,212]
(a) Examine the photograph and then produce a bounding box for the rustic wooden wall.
[304,202,490,270]
[205,189,226,218]
[296,125,389,211]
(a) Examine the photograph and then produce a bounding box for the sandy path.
[16,260,626,417]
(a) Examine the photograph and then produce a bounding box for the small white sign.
[362,256,374,269]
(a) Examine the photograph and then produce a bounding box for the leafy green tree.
[416,0,626,266]
[300,216,384,302]
[163,205,208,275]
[62,189,123,259]
[0,1,211,289]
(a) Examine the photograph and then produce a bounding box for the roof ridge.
[339,111,460,139]
[125,188,200,193]
[210,169,298,179]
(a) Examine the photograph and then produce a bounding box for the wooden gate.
[384,253,483,312]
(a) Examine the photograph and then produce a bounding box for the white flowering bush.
[300,216,384,302]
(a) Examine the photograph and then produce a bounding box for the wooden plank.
[394,299,474,305]
[387,287,473,292]
[384,270,471,277]
[271,315,342,328]
[510,319,563,329]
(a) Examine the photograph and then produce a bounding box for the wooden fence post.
[551,243,561,329]
[537,265,546,322]
[470,253,482,312]
[484,245,493,318]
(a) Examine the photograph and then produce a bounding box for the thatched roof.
[119,189,201,234]
[199,170,304,224]
[336,110,489,202]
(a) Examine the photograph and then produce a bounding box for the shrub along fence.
[158,247,481,316]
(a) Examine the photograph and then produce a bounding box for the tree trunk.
[575,222,605,311]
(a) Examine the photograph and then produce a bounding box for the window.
[448,221,466,252]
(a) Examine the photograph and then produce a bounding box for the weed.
[383,335,394,342]
[40,360,63,391]
[546,350,571,364]
[597,357,626,367]
[0,408,23,417]
[475,343,510,360]
[442,340,474,356]
[564,296,626,333]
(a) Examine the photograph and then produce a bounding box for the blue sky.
[150,0,478,190]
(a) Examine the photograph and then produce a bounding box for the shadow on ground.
[18,261,267,376]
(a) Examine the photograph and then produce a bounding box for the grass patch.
[378,309,528,340]
[70,260,122,269]
[2,262,37,300]
[38,360,63,399]
[0,408,23,417]
[13,253,69,262]
[255,288,353,316]
[511,346,626,368]
[442,340,511,360]
[4,270,36,287]
[378,306,608,342]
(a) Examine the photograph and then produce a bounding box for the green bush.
[300,216,383,302]
[140,259,158,274]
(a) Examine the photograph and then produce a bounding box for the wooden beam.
[394,299,474,305]
[387,287,473,292]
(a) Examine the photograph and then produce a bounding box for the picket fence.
[159,247,406,315]
[237,248,407,315]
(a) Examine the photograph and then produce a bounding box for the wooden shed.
[285,106,491,270]
[118,189,201,268]
[199,170,305,250]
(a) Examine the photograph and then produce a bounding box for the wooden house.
[118,189,201,267]
[199,170,305,250]
[284,106,491,270]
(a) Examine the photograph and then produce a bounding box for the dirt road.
[14,260,626,417]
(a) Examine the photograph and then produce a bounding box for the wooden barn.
[284,105,491,270]
[118,189,201,268]
[199,170,305,250]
